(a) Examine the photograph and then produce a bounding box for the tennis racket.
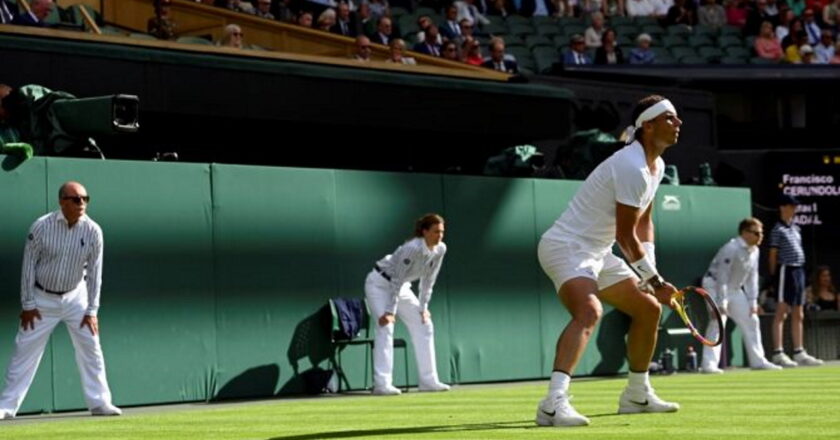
[670,286,724,347]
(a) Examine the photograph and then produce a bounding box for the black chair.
[328,298,409,392]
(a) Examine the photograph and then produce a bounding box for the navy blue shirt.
[768,220,805,266]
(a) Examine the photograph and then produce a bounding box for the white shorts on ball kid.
[538,235,637,293]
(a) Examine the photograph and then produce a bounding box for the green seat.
[531,16,555,26]
[536,24,560,37]
[694,24,718,37]
[698,46,724,62]
[726,46,751,58]
[328,298,408,393]
[518,56,537,72]
[502,34,526,47]
[553,34,570,48]
[671,46,698,59]
[557,17,584,26]
[633,16,659,26]
[508,24,535,36]
[667,24,692,37]
[488,15,506,27]
[177,36,213,45]
[415,7,437,17]
[533,51,559,74]
[609,16,633,27]
[562,24,587,37]
[615,25,639,38]
[720,56,747,64]
[663,35,688,48]
[745,36,756,49]
[616,35,634,46]
[507,46,532,61]
[688,35,714,48]
[526,35,553,50]
[505,15,531,26]
[398,15,417,33]
[641,24,665,39]
[401,23,420,39]
[717,36,743,48]
[719,25,742,36]
[651,47,670,58]
[654,54,678,64]
[482,23,508,36]
[390,7,409,18]
[680,55,707,64]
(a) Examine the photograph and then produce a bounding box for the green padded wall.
[0,155,751,413]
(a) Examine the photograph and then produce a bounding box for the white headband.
[634,99,677,129]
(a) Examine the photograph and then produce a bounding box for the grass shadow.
[266,420,542,440]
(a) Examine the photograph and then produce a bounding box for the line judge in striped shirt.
[365,213,451,395]
[0,181,121,419]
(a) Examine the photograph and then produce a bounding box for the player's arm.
[767,247,778,277]
[616,202,676,305]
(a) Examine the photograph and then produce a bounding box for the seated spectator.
[148,0,177,40]
[745,0,777,36]
[594,28,625,63]
[354,35,372,61]
[581,0,606,16]
[316,8,336,32]
[297,11,314,27]
[776,8,794,42]
[564,34,593,64]
[814,29,836,63]
[416,15,444,46]
[273,0,296,23]
[755,20,784,60]
[386,38,417,64]
[625,0,656,18]
[781,20,803,49]
[806,266,838,311]
[441,4,463,41]
[802,8,821,45]
[585,12,606,49]
[357,2,376,36]
[665,0,694,26]
[441,40,461,61]
[254,0,274,19]
[331,2,358,37]
[1,0,18,24]
[698,0,727,29]
[370,16,396,46]
[825,0,840,27]
[460,18,475,41]
[221,0,255,14]
[482,37,519,73]
[784,31,807,61]
[12,0,53,27]
[414,24,442,56]
[628,32,656,63]
[369,0,389,21]
[456,0,491,26]
[605,0,626,16]
[652,0,675,20]
[765,0,781,18]
[831,41,840,63]
[462,36,484,65]
[799,43,816,63]
[487,0,515,17]
[219,23,244,48]
[787,0,806,16]
[725,0,748,28]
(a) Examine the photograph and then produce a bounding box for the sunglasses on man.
[62,195,91,205]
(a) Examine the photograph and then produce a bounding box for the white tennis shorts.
[538,235,637,292]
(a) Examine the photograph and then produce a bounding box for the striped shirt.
[375,237,446,314]
[20,211,104,316]
[768,220,805,266]
[703,236,760,306]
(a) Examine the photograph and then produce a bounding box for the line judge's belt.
[35,281,72,295]
[374,265,392,281]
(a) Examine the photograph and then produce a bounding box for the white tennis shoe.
[372,385,402,395]
[535,393,590,427]
[771,352,798,368]
[618,386,680,414]
[793,351,824,366]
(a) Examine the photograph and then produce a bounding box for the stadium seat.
[719,25,742,36]
[654,54,678,64]
[533,46,559,73]
[667,24,692,37]
[720,56,747,64]
[390,7,409,18]
[401,24,420,39]
[745,35,756,49]
[562,24,587,37]
[651,47,670,59]
[502,34,526,47]
[698,46,725,62]
[633,16,659,26]
[507,46,531,61]
[518,56,537,72]
[688,35,714,48]
[557,16,584,26]
[662,35,688,48]
[616,35,634,46]
[526,35,553,50]
[505,15,531,26]
[680,55,707,64]
[415,7,438,17]
[614,25,639,39]
[553,34,570,49]
[178,36,213,45]
[717,36,743,48]
[482,23,508,36]
[694,24,718,37]
[641,24,665,39]
[488,15,506,27]
[328,298,408,393]
[609,16,633,27]
[536,24,560,37]
[508,24,536,36]
[531,16,555,26]
[671,46,698,59]
[726,46,751,58]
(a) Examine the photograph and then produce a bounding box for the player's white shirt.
[542,141,664,253]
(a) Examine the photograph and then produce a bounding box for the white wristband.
[630,255,659,281]
[642,242,655,266]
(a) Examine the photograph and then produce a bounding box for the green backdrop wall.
[0,156,750,413]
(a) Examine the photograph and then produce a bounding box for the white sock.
[548,371,570,396]
[627,371,650,390]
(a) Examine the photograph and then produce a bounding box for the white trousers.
[364,271,441,389]
[700,281,770,369]
[0,285,114,415]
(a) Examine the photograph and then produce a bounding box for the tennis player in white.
[535,95,682,427]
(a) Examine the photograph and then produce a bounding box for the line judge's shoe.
[793,351,824,366]
[418,382,450,392]
[91,404,122,416]
[0,409,14,420]
[535,393,590,427]
[751,361,783,371]
[699,366,724,374]
[618,386,680,414]
[771,352,798,368]
[372,385,402,396]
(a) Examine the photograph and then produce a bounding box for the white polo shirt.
[374,238,446,313]
[703,236,760,307]
[542,141,664,253]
